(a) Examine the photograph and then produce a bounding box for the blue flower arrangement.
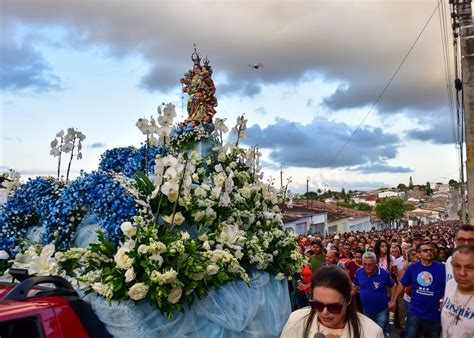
[0,172,140,253]
[0,177,64,253]
[99,145,166,178]
[43,172,140,249]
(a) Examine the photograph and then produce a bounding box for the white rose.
[167,287,183,304]
[214,164,223,173]
[149,253,164,267]
[206,264,219,275]
[125,268,136,283]
[202,240,210,251]
[194,186,207,198]
[150,241,167,254]
[137,244,149,254]
[120,222,137,238]
[162,269,178,284]
[123,239,136,250]
[114,247,134,270]
[240,186,251,199]
[191,273,204,281]
[128,283,149,300]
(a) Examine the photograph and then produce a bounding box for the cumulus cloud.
[406,116,457,144]
[0,38,60,92]
[351,163,413,174]
[241,117,401,169]
[1,0,447,115]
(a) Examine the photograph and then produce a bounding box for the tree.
[449,179,459,189]
[303,191,319,199]
[375,198,406,228]
[425,181,433,196]
[397,183,407,191]
[409,176,414,189]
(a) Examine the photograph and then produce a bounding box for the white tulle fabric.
[83,271,290,337]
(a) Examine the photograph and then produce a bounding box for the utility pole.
[306,177,310,208]
[456,0,474,224]
[280,163,284,190]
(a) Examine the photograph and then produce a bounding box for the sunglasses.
[309,300,344,314]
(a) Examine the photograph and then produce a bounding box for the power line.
[325,2,441,168]
[438,0,457,146]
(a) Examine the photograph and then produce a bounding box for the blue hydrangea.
[43,172,140,249]
[0,177,63,253]
[99,144,166,178]
[0,172,140,253]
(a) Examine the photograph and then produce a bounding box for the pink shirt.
[378,255,396,272]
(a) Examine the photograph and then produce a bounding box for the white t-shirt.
[441,279,474,338]
[395,256,406,273]
[281,307,384,338]
[445,256,453,285]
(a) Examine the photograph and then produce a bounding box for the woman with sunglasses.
[281,265,383,338]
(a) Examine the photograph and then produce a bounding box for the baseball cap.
[334,235,340,240]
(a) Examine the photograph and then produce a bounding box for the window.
[0,316,43,338]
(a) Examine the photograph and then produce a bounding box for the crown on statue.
[191,44,201,66]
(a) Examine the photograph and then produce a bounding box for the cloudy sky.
[0,0,463,192]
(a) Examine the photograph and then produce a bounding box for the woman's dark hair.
[303,266,361,338]
[374,239,392,271]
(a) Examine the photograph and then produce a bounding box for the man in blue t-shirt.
[353,251,395,336]
[389,241,445,338]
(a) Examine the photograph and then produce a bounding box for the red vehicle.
[0,269,111,338]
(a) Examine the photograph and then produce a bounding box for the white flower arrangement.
[1,108,302,319]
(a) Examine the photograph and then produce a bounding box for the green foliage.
[449,179,459,189]
[397,183,407,191]
[375,198,406,226]
[425,181,433,196]
[338,200,372,212]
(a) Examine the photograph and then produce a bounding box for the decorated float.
[0,47,300,337]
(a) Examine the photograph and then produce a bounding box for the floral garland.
[98,145,166,178]
[43,172,141,249]
[0,177,64,253]
[170,126,215,151]
[0,173,140,253]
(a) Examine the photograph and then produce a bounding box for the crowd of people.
[282,221,474,338]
